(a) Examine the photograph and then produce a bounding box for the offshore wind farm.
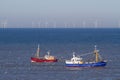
[0,0,120,28]
[0,19,120,28]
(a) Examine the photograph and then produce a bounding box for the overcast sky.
[0,0,120,28]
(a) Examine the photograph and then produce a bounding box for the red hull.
[31,57,58,63]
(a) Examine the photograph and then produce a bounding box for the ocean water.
[0,28,120,80]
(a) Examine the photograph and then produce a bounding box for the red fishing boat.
[31,45,58,63]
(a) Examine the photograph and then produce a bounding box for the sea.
[0,28,120,80]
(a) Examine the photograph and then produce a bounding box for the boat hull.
[31,57,58,63]
[66,61,107,67]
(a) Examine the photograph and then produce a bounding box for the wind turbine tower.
[82,21,86,28]
[94,20,98,28]
[38,21,41,28]
[53,22,56,28]
[45,21,48,28]
[72,23,76,28]
[118,20,120,28]
[32,21,35,28]
[2,20,7,28]
[0,20,1,28]
[64,22,68,28]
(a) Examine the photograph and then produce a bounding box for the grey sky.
[0,0,120,28]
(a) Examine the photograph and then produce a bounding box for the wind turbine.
[118,20,120,28]
[38,21,41,28]
[72,23,76,28]
[3,20,7,28]
[32,21,35,28]
[0,20,1,28]
[53,21,56,28]
[94,20,98,28]
[64,22,67,28]
[82,21,86,28]
[45,21,48,28]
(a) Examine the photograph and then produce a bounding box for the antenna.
[38,44,40,49]
[94,45,99,52]
[47,51,50,56]
[73,52,75,57]
[94,45,97,50]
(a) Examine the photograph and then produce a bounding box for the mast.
[94,45,99,62]
[36,44,40,58]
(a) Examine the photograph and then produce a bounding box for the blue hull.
[66,61,107,67]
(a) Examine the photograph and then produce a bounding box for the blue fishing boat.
[65,46,107,67]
